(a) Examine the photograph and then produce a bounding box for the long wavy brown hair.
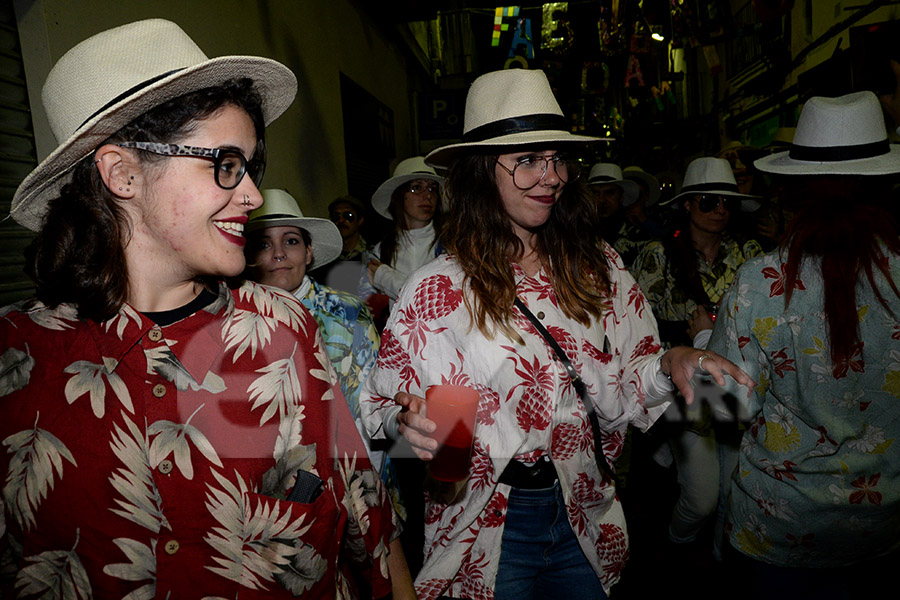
[779,175,900,366]
[441,151,611,340]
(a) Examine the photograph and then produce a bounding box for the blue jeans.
[493,482,608,600]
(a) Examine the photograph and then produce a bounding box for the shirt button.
[164,540,180,555]
[148,328,163,342]
[152,384,167,398]
[493,509,503,517]
[158,459,174,474]
[536,311,545,320]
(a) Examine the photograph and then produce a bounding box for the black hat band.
[79,68,184,130]
[462,113,568,143]
[681,182,740,194]
[789,139,889,162]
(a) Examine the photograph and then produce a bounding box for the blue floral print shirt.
[295,276,404,520]
[708,249,900,568]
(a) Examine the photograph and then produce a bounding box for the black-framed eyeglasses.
[116,141,266,190]
[496,153,580,190]
[329,210,357,223]
[695,194,740,213]
[406,181,440,196]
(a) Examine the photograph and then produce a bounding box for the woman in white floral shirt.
[360,68,753,600]
[710,91,900,598]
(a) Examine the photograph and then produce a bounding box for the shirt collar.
[292,275,313,300]
[91,282,231,382]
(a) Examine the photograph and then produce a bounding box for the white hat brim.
[588,178,641,206]
[371,172,443,220]
[623,169,661,206]
[424,130,611,169]
[246,216,343,269]
[754,145,900,176]
[12,56,297,231]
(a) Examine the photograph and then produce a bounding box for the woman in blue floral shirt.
[244,189,406,523]
[710,91,900,598]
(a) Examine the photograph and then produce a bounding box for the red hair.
[779,175,900,366]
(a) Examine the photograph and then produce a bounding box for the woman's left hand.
[660,346,755,405]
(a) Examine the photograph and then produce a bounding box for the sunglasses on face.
[695,195,741,213]
[329,210,357,223]
[116,141,265,190]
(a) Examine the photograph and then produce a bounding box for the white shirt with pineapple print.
[360,248,672,599]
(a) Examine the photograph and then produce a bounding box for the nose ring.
[242,194,252,207]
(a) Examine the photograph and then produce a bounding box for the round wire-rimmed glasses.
[496,153,580,190]
[116,141,266,190]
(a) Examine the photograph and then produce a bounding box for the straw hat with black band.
[248,189,343,269]
[425,69,610,169]
[754,91,900,176]
[587,163,640,206]
[11,18,297,232]
[664,157,761,212]
[622,165,661,207]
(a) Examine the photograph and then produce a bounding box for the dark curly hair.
[25,78,265,322]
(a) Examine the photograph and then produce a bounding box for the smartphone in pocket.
[287,469,324,504]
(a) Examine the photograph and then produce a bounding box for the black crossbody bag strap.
[514,298,617,484]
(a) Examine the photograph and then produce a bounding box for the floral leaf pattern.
[108,412,168,533]
[247,342,302,425]
[64,357,133,418]
[273,541,327,595]
[144,345,226,393]
[3,414,77,531]
[104,304,143,340]
[238,282,310,334]
[27,301,79,331]
[102,537,156,599]
[222,309,278,362]
[15,530,91,599]
[0,345,34,396]
[148,405,223,480]
[632,235,763,337]
[204,469,312,590]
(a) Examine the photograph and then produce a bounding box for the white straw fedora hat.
[248,190,342,268]
[622,166,661,206]
[587,163,640,206]
[666,157,760,211]
[425,69,609,168]
[371,157,443,220]
[11,18,297,231]
[754,91,900,176]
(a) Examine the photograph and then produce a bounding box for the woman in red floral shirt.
[360,68,753,599]
[1,19,408,599]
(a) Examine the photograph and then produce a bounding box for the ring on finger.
[697,354,712,372]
